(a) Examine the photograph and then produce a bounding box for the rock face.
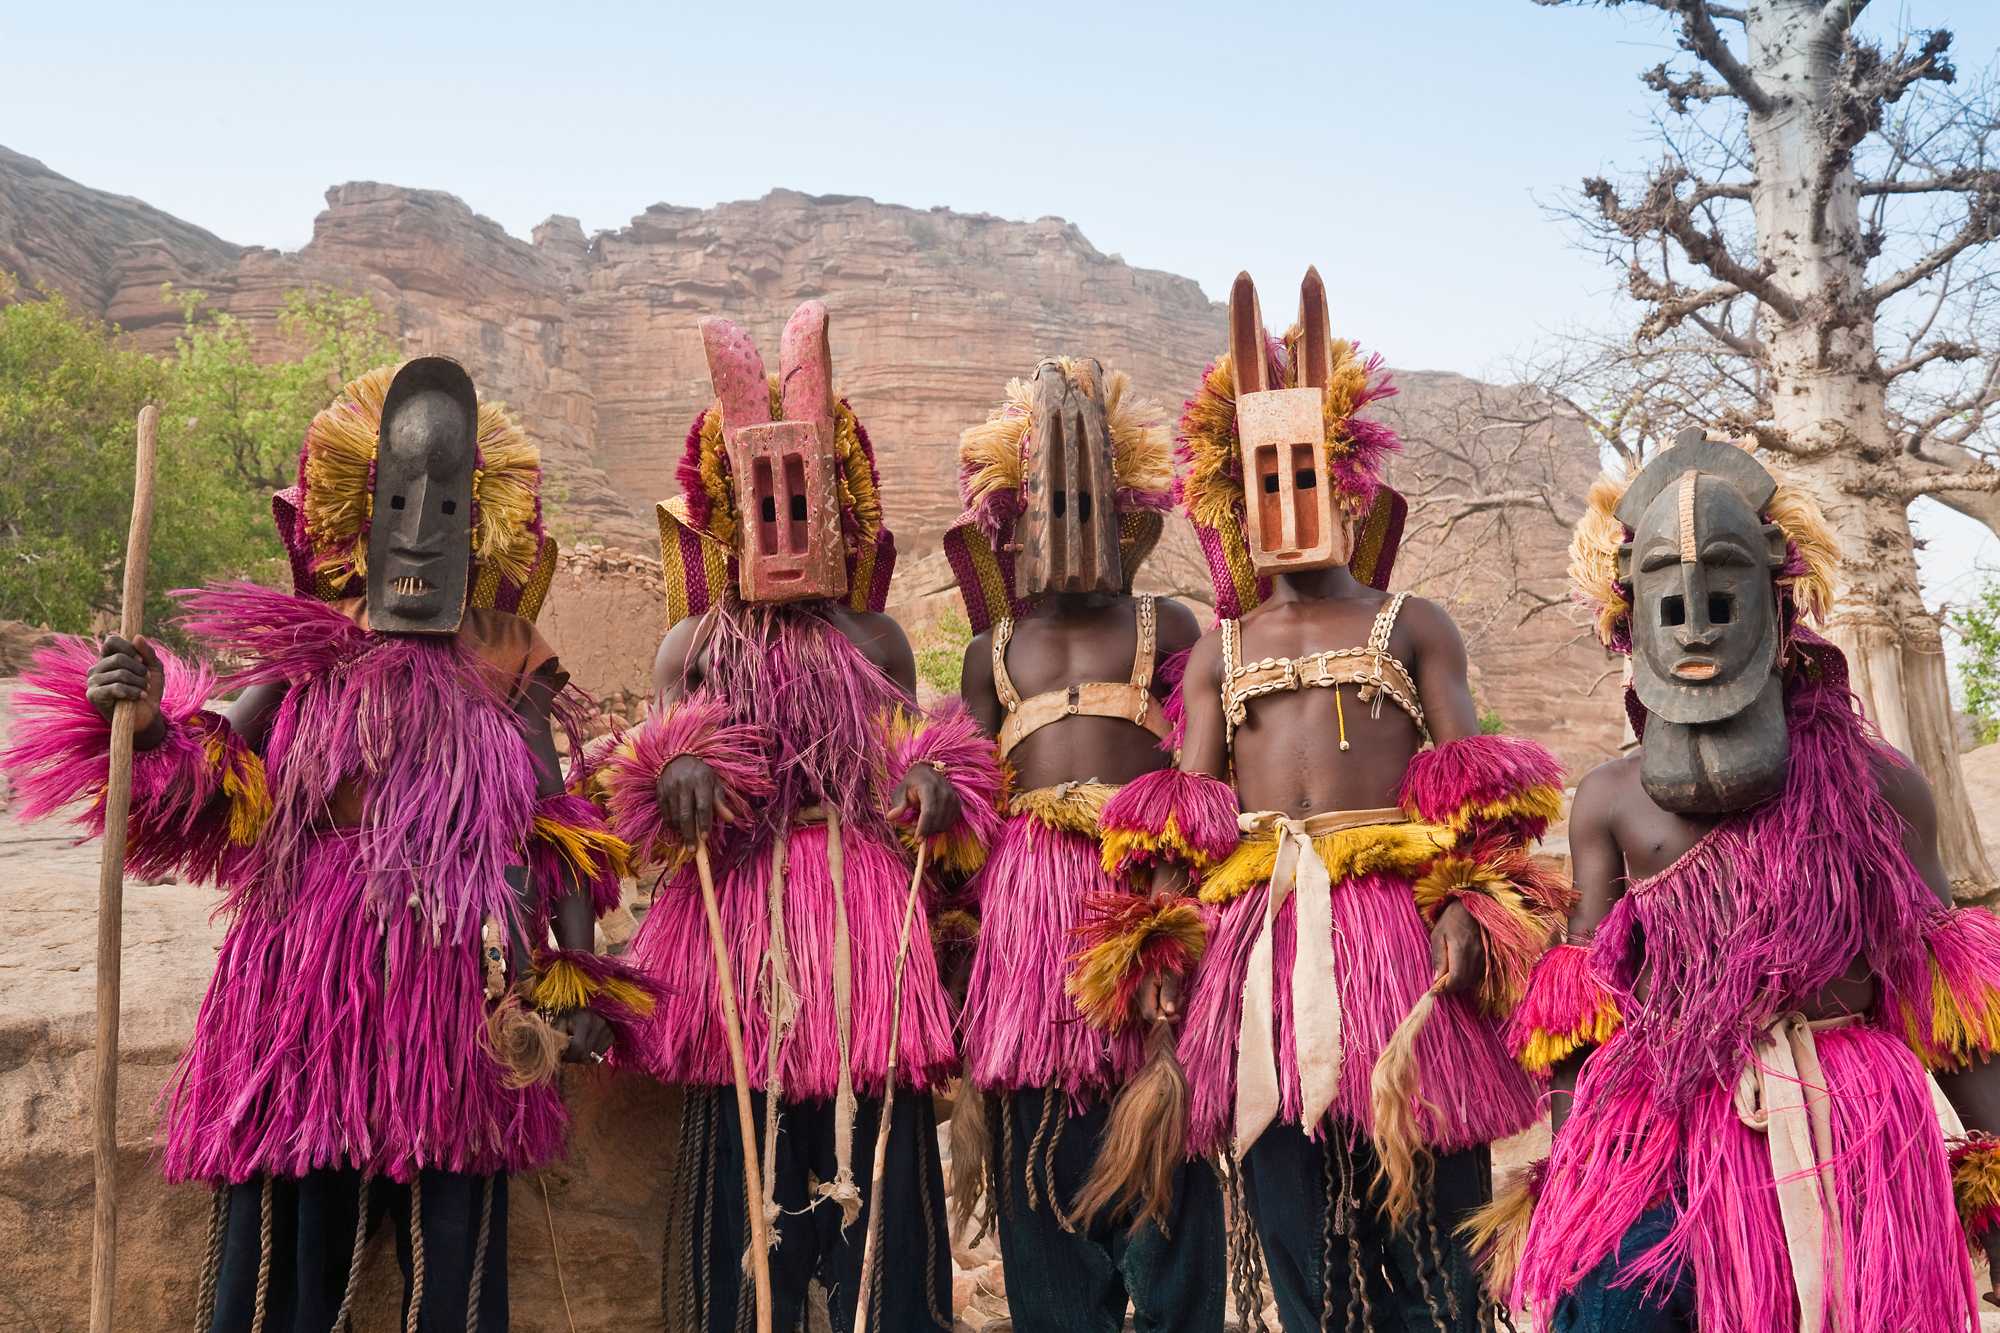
[0,144,1625,771]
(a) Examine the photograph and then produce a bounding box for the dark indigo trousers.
[693,1090,954,1333]
[1550,1205,1695,1333]
[991,1086,1227,1333]
[1242,1123,1489,1333]
[209,1167,507,1333]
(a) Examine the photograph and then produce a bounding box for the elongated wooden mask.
[1017,358,1123,597]
[1234,269,1353,576]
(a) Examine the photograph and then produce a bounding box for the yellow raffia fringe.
[1010,782,1116,837]
[1412,854,1533,923]
[203,732,272,847]
[1952,1140,2000,1233]
[1569,441,1839,650]
[1196,820,1454,906]
[527,957,657,1019]
[531,815,633,886]
[1179,338,1380,539]
[1911,959,2000,1071]
[1517,997,1624,1076]
[693,377,882,555]
[1066,899,1208,1030]
[1458,1163,1540,1303]
[932,908,980,945]
[958,361,1172,515]
[302,362,542,587]
[1421,784,1567,841]
[1101,819,1231,881]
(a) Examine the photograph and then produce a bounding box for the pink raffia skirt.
[961,795,1144,1099]
[160,829,567,1186]
[1518,1023,1979,1333]
[1179,847,1537,1158]
[629,820,956,1098]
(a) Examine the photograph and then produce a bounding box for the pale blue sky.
[4,0,1997,608]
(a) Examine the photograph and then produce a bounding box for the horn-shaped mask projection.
[366,357,478,634]
[1615,427,1791,812]
[702,302,850,605]
[1017,358,1123,598]
[1234,269,1352,577]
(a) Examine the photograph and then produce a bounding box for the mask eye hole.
[760,496,777,523]
[440,498,456,515]
[1661,595,1686,627]
[390,494,406,511]
[1077,492,1092,522]
[1053,492,1067,517]
[790,494,807,522]
[1262,473,1280,494]
[1708,594,1733,625]
[1295,469,1316,490]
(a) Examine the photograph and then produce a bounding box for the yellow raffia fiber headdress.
[292,363,549,608]
[1568,439,1838,652]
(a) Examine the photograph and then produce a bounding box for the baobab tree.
[1535,0,2000,892]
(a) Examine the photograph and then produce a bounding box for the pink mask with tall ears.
[700,301,850,605]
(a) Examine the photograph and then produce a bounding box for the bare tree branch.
[1671,0,1777,113]
[1866,192,2000,304]
[1861,170,2000,196]
[1586,170,1802,318]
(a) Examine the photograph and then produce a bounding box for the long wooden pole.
[851,842,929,1333]
[692,841,773,1333]
[90,404,160,1333]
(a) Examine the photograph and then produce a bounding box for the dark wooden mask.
[1016,358,1123,598]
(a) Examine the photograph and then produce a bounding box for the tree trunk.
[1746,0,1996,893]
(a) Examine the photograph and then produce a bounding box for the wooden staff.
[90,404,159,1333]
[692,841,773,1333]
[851,841,930,1333]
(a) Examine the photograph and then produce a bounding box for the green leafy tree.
[0,276,399,636]
[166,283,398,492]
[1952,579,2000,746]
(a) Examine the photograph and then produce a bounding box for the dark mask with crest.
[366,357,477,635]
[1617,430,1790,813]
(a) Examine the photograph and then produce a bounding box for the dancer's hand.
[1137,970,1183,1025]
[556,1007,613,1063]
[1429,900,1485,996]
[889,761,960,838]
[657,755,740,844]
[86,634,165,746]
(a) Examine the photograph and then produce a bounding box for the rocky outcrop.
[0,145,1626,771]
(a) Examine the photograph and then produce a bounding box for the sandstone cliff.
[0,145,1624,769]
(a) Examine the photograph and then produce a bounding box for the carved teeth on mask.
[392,576,432,596]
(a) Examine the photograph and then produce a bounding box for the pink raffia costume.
[594,302,1004,1333]
[2,359,646,1332]
[943,359,1180,1104]
[1487,433,2000,1332]
[1073,276,1568,1331]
